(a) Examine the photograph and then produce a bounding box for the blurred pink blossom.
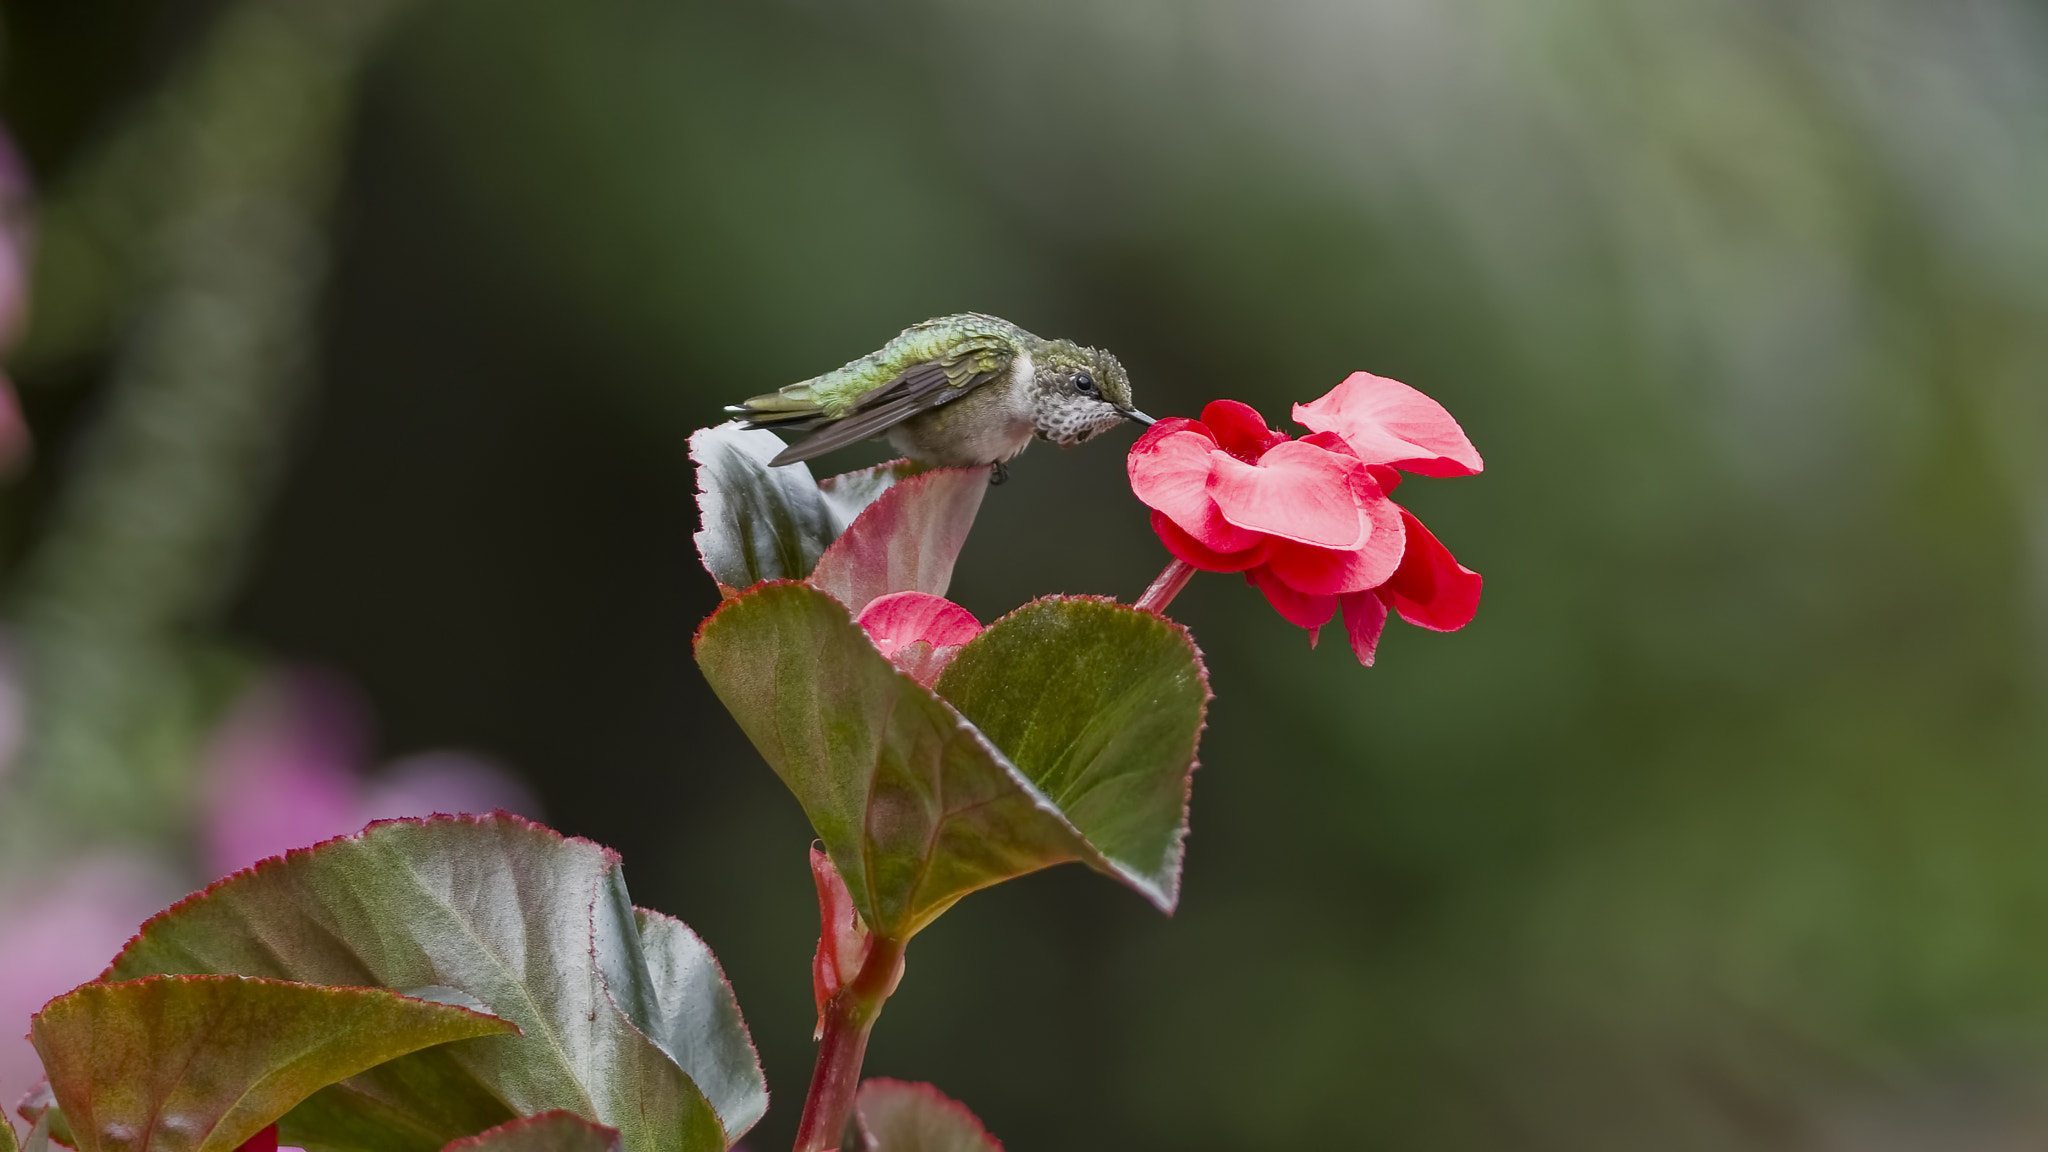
[202,670,538,877]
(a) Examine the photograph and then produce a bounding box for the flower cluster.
[1128,372,1482,664]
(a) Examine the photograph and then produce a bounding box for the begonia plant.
[10,373,1479,1152]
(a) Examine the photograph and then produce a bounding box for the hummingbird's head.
[1028,341,1147,447]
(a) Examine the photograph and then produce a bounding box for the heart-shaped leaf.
[440,1113,620,1152]
[691,423,932,592]
[934,597,1208,912]
[30,976,512,1152]
[695,582,1100,939]
[104,816,761,1152]
[806,469,988,616]
[846,1081,1002,1152]
[696,583,1206,939]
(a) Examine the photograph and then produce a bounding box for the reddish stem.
[1135,557,1198,616]
[792,934,907,1152]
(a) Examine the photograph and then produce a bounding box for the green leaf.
[935,597,1208,912]
[691,423,927,591]
[1,1108,17,1152]
[846,1080,1002,1152]
[698,588,1209,936]
[29,976,513,1152]
[806,468,988,616]
[105,816,761,1152]
[627,910,767,1139]
[440,1113,620,1152]
[695,581,1102,939]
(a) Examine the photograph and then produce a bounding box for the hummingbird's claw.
[1124,409,1156,426]
[989,460,1010,486]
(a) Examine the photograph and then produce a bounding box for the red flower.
[1128,373,1482,664]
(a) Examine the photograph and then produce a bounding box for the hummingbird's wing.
[766,345,1014,467]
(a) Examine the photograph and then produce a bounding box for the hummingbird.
[727,313,1153,480]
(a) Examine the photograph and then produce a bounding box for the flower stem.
[792,934,907,1152]
[1135,557,1198,616]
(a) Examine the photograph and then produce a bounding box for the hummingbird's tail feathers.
[729,383,829,430]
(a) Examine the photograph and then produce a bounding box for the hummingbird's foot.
[989,461,1010,486]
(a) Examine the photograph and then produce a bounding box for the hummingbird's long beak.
[1122,408,1156,426]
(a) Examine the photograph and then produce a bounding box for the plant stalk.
[1135,557,1198,615]
[791,934,907,1152]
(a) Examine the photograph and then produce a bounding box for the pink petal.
[1382,509,1482,631]
[855,591,982,656]
[201,672,371,878]
[1260,492,1404,595]
[1198,400,1288,462]
[1151,510,1267,573]
[1246,563,1339,632]
[808,467,989,616]
[1339,591,1391,666]
[1129,428,1264,552]
[1293,371,1483,476]
[1208,440,1369,549]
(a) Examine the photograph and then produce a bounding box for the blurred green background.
[4,0,2047,1148]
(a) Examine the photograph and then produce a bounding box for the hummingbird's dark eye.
[1074,372,1098,396]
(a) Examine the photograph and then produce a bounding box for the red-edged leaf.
[847,1081,1002,1152]
[439,1112,620,1152]
[31,976,511,1152]
[808,469,988,616]
[103,816,759,1152]
[628,909,767,1145]
[698,584,1209,936]
[690,423,930,592]
[695,583,1103,939]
